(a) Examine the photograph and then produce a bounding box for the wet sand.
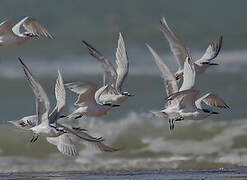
[2,168,247,179]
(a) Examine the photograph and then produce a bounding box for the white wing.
[195,93,229,109]
[82,40,117,86]
[146,43,178,97]
[65,81,98,107]
[19,58,50,126]
[49,69,66,124]
[168,89,200,110]
[46,134,79,156]
[179,56,196,91]
[12,17,53,39]
[160,17,189,70]
[94,85,110,105]
[195,36,223,64]
[115,33,129,93]
[0,19,15,36]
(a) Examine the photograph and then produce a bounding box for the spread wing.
[94,85,110,105]
[46,134,79,156]
[66,127,120,152]
[195,93,229,109]
[195,36,223,64]
[179,56,196,91]
[12,17,53,39]
[0,19,15,36]
[19,58,50,126]
[65,81,98,107]
[95,142,120,152]
[57,123,104,143]
[160,17,189,70]
[168,89,200,110]
[82,40,117,86]
[146,44,178,99]
[115,33,129,93]
[49,69,66,124]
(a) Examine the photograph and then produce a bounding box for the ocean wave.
[1,112,247,171]
[1,49,247,79]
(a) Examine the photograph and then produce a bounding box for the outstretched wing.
[168,89,200,110]
[95,142,120,152]
[49,69,66,124]
[195,36,223,64]
[146,44,178,99]
[12,17,53,39]
[115,33,129,93]
[0,19,15,36]
[19,58,50,126]
[57,123,104,143]
[94,85,110,105]
[179,56,196,91]
[65,81,98,107]
[195,93,229,109]
[46,134,79,156]
[82,40,117,86]
[160,17,189,70]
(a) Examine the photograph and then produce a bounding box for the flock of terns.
[1,16,229,156]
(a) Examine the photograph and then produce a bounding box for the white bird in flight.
[160,17,222,80]
[16,58,69,143]
[82,32,133,106]
[10,62,106,156]
[146,44,229,130]
[66,81,120,119]
[0,17,53,46]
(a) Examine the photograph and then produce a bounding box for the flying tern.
[0,17,53,46]
[82,32,133,106]
[146,44,229,130]
[160,17,222,80]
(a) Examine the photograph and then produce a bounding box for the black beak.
[201,62,219,65]
[112,104,120,107]
[209,63,219,65]
[128,94,135,97]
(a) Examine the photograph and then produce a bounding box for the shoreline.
[2,167,247,179]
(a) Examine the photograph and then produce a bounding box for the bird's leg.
[169,119,175,130]
[30,133,39,143]
[32,134,39,143]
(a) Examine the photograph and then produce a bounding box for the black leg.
[169,119,175,130]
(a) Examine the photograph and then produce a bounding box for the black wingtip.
[18,57,23,64]
[81,40,88,46]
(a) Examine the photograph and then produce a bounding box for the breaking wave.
[1,112,247,171]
